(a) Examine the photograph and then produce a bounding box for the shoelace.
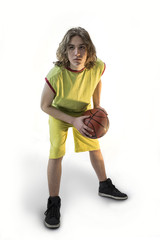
[44,202,60,218]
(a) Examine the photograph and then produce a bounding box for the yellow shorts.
[48,116,100,159]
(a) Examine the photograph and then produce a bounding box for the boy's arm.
[92,80,102,108]
[41,83,75,124]
[40,83,93,137]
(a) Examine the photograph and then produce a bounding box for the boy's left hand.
[94,106,108,114]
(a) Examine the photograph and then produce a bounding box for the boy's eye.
[80,46,86,50]
[68,46,74,50]
[68,45,86,50]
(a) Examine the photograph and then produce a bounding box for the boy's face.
[67,35,87,70]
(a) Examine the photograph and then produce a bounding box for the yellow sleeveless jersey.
[45,58,105,116]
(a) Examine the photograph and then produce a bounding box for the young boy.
[41,27,128,229]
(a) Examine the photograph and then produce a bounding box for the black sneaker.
[44,196,61,229]
[99,178,128,200]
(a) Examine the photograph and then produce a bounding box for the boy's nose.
[74,48,80,56]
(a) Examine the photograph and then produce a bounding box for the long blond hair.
[54,27,97,69]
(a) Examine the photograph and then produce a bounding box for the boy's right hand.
[72,116,94,137]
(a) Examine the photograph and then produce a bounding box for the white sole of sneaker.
[99,192,128,200]
[44,221,60,229]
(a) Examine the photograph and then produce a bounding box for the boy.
[41,27,128,229]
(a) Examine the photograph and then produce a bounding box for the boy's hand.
[94,106,108,115]
[72,116,94,137]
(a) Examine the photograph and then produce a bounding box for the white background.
[0,0,160,239]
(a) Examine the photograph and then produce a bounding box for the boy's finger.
[82,115,91,119]
[84,125,94,133]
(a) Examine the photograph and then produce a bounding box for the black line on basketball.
[96,108,108,116]
[91,118,106,128]
[87,110,99,125]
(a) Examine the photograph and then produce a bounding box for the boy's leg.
[73,128,128,200]
[45,117,71,228]
[89,149,107,182]
[89,149,128,200]
[47,157,63,197]
[44,157,63,229]
[48,116,71,196]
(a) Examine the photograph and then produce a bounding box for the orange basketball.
[83,108,109,139]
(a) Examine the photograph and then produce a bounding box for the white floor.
[1,127,159,240]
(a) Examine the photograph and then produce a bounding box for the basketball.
[83,108,109,139]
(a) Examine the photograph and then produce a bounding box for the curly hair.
[54,27,97,69]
